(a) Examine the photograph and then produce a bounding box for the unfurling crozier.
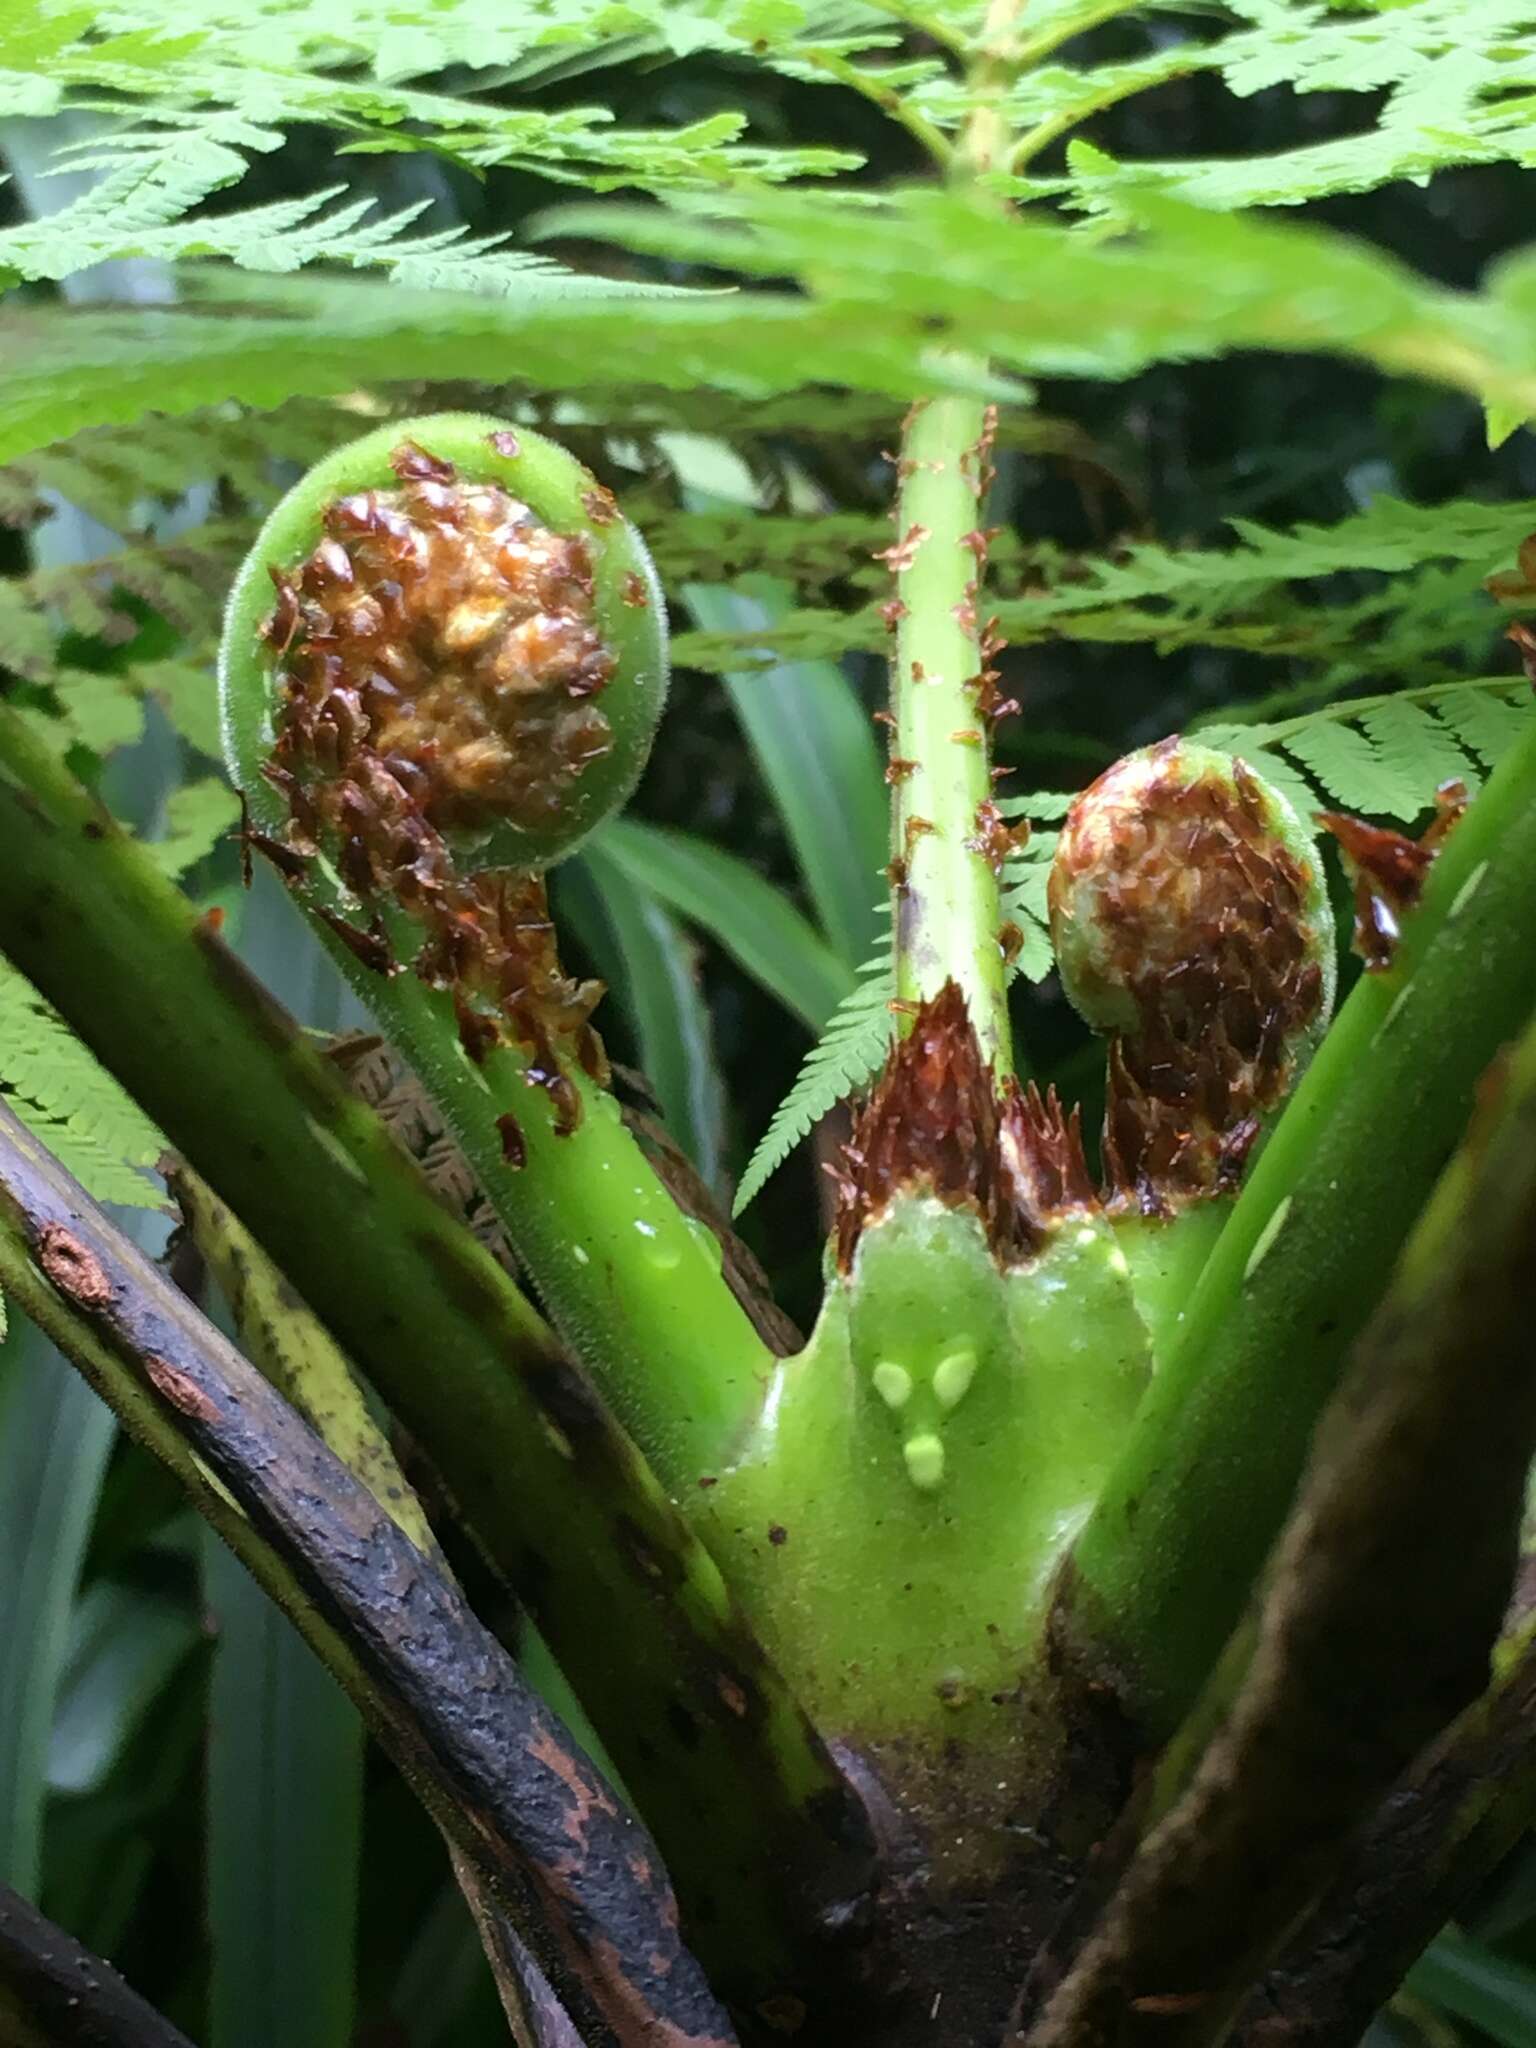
[218,412,668,1128]
[1049,737,1336,1214]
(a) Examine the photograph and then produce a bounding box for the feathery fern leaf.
[0,958,165,1208]
[143,776,241,878]
[732,941,894,1218]
[0,174,693,297]
[0,402,368,535]
[19,172,1536,462]
[1201,676,1536,820]
[673,492,1536,675]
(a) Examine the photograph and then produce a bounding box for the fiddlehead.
[1048,738,1337,1350]
[1050,737,1336,1214]
[220,414,773,1486]
[220,412,666,1127]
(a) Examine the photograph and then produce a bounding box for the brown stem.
[0,1102,736,2048]
[0,1883,195,2048]
[1014,1012,1536,2048]
[1236,1645,1536,2048]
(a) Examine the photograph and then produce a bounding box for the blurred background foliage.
[6,9,1536,2044]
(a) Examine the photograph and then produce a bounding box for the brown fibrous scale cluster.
[965,798,1026,876]
[1052,739,1327,1213]
[255,435,619,1132]
[1318,779,1467,972]
[829,981,1095,1272]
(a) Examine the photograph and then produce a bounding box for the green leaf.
[573,843,728,1194]
[1408,1930,1536,2048]
[47,1574,200,1797]
[0,957,166,1208]
[205,1533,362,2048]
[733,940,894,1215]
[592,817,855,1033]
[143,775,241,878]
[23,170,1536,466]
[1037,0,1536,215]
[0,279,981,465]
[0,1316,116,1895]
[1200,676,1536,819]
[550,182,1536,411]
[683,578,888,973]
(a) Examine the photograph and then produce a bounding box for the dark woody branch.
[0,1883,195,2048]
[0,710,879,2015]
[1237,1633,1536,2048]
[0,1100,736,2048]
[1014,1005,1536,2048]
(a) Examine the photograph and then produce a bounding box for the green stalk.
[323,926,767,1488]
[1062,712,1536,1737]
[217,411,774,1487]
[1028,995,1536,2048]
[0,708,876,2006]
[171,1164,441,1558]
[889,392,1012,1072]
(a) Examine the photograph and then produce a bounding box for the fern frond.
[1200,676,1536,821]
[733,943,894,1217]
[8,6,863,208]
[124,656,223,759]
[22,521,249,640]
[0,170,689,297]
[671,491,1536,676]
[978,0,1536,211]
[19,170,1536,461]
[15,669,147,761]
[0,958,165,1208]
[144,775,241,877]
[0,402,365,534]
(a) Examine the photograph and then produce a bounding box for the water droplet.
[685,1215,724,1271]
[633,1217,680,1270]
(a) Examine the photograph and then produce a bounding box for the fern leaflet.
[1201,676,1536,821]
[733,943,894,1218]
[734,793,1068,1212]
[0,958,166,1208]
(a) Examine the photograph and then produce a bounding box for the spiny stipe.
[257,437,613,1134]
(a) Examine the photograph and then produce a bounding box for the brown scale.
[831,981,1099,1273]
[1052,742,1328,1215]
[965,798,1022,876]
[832,983,1022,1271]
[256,437,614,1133]
[1318,779,1468,972]
[874,523,929,575]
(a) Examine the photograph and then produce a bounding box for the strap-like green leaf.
[592,818,855,1033]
